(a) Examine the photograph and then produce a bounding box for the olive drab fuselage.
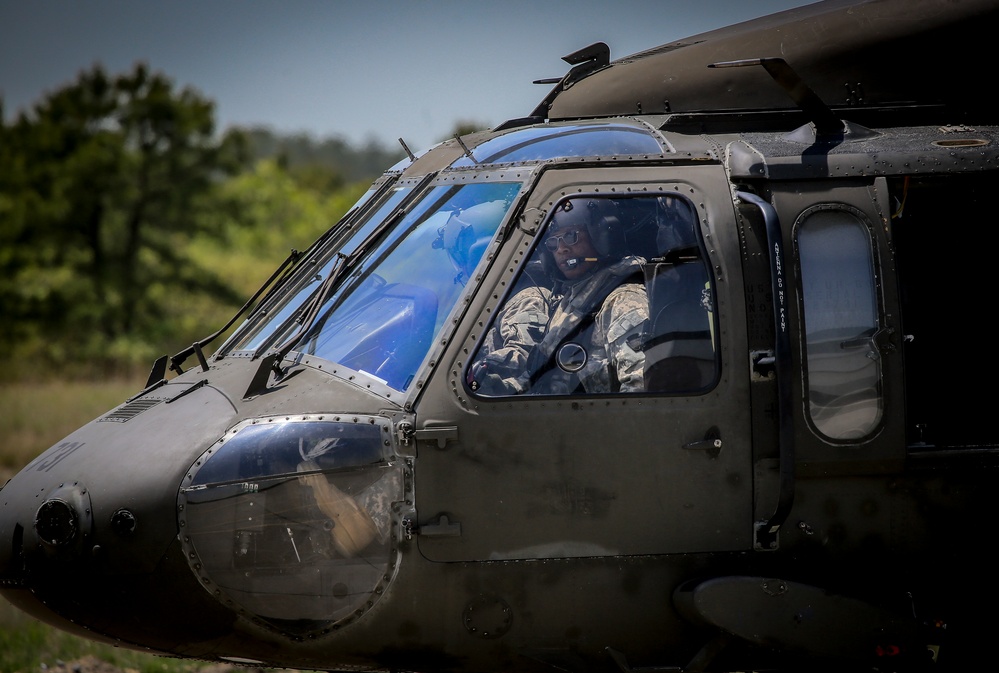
[3,1,999,671]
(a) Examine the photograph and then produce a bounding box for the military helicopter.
[3,0,999,670]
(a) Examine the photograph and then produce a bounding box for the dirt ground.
[34,656,301,673]
[36,658,130,673]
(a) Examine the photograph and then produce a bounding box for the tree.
[242,127,403,183]
[0,63,249,376]
[442,119,491,143]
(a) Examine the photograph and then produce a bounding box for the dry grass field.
[0,378,144,481]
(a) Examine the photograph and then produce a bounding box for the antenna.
[529,42,611,119]
[398,137,416,162]
[454,134,478,163]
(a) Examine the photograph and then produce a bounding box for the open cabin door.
[411,165,753,562]
[887,172,999,451]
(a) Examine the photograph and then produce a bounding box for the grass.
[0,379,144,477]
[0,601,221,673]
[0,377,270,673]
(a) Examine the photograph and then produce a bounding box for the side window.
[796,207,883,440]
[467,194,717,396]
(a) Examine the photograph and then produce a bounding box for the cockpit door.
[411,165,753,561]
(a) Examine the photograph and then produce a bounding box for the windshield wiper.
[271,251,349,361]
[249,203,412,387]
[241,253,342,398]
[159,247,302,382]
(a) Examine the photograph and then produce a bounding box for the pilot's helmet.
[541,198,625,276]
[435,199,506,285]
[551,198,625,257]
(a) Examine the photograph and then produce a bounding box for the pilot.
[470,198,647,395]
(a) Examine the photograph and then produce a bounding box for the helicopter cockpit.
[175,119,693,638]
[467,193,718,397]
[220,119,672,396]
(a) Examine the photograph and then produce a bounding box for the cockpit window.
[450,122,664,168]
[226,178,521,391]
[264,180,521,391]
[467,193,717,397]
[229,183,416,354]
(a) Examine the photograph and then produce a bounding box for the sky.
[1,0,817,154]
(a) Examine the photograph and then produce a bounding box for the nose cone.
[0,380,239,649]
[1,373,410,665]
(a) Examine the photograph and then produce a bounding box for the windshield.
[232,179,522,392]
[229,183,417,354]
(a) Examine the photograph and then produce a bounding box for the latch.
[751,349,776,381]
[413,426,458,449]
[418,514,462,538]
[396,420,415,445]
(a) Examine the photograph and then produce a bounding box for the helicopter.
[3,0,999,670]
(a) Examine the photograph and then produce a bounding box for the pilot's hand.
[478,373,513,395]
[468,362,518,395]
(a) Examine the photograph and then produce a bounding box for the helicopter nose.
[0,382,240,644]
[1,381,410,654]
[174,414,406,637]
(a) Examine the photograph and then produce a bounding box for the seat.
[339,283,438,389]
[643,258,716,393]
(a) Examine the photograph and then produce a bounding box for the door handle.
[683,428,722,457]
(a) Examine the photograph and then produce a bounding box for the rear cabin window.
[467,194,718,397]
[796,207,883,440]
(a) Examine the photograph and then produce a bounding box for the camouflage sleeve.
[470,286,551,394]
[484,286,551,375]
[597,283,648,393]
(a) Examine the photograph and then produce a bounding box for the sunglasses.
[544,229,581,251]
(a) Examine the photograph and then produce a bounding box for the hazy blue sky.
[1,0,816,153]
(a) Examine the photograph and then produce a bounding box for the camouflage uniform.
[573,279,647,393]
[471,285,552,394]
[471,256,647,395]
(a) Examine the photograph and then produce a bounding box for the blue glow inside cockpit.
[224,179,522,392]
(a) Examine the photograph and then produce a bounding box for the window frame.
[793,202,886,444]
[465,190,719,399]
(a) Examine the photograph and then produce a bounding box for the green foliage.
[0,65,379,382]
[0,64,251,378]
[448,119,491,139]
[209,159,368,283]
[243,127,402,183]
